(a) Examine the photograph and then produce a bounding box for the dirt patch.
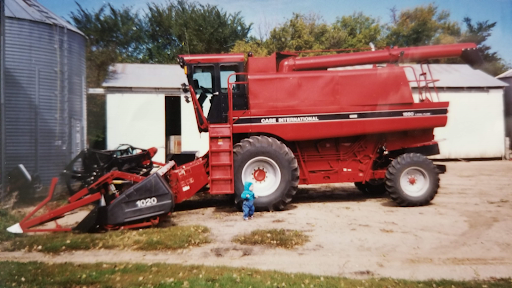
[1,161,512,280]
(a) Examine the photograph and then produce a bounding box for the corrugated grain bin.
[1,0,86,189]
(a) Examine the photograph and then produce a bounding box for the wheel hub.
[400,167,429,197]
[253,168,267,182]
[241,157,281,197]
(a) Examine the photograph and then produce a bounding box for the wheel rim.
[400,167,429,197]
[241,157,281,197]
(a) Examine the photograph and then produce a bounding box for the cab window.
[192,65,215,94]
[220,64,239,93]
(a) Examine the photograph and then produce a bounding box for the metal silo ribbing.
[1,0,86,190]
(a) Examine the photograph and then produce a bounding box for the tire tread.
[234,136,299,211]
[385,153,439,207]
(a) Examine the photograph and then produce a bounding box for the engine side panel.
[248,67,413,111]
[293,130,436,185]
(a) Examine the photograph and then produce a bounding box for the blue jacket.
[241,182,255,201]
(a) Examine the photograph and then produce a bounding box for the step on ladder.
[208,124,234,194]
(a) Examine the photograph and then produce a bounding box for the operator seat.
[207,93,226,123]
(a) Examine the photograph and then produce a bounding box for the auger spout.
[278,43,480,72]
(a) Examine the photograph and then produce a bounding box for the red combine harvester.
[7,43,481,234]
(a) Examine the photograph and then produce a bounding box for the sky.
[39,0,512,65]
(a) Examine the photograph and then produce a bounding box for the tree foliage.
[71,0,252,81]
[231,37,269,57]
[231,13,382,56]
[70,0,251,147]
[458,17,509,75]
[383,4,509,75]
[70,3,147,148]
[70,2,147,87]
[233,4,508,76]
[145,0,251,63]
[266,13,336,53]
[384,4,460,47]
[333,12,384,49]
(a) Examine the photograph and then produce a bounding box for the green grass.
[0,261,510,288]
[4,225,211,253]
[232,229,309,249]
[0,209,22,242]
[1,208,210,253]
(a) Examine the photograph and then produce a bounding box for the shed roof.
[103,64,187,89]
[405,64,507,88]
[104,63,507,89]
[332,64,507,88]
[5,0,85,37]
[496,69,512,79]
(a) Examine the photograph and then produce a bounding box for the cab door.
[188,62,246,124]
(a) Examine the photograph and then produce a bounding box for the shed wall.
[106,94,166,163]
[2,18,86,185]
[432,89,505,159]
[501,77,512,148]
[106,92,210,163]
[180,91,209,156]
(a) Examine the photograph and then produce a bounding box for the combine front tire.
[233,136,299,211]
[385,153,439,207]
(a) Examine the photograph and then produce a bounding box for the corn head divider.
[7,158,209,233]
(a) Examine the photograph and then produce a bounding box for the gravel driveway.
[2,160,511,280]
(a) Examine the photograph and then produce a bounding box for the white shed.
[101,64,209,163]
[496,69,512,149]
[332,64,508,159]
[405,65,508,159]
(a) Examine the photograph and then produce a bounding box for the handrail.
[422,63,440,102]
[227,73,249,126]
[189,86,209,132]
[402,65,440,103]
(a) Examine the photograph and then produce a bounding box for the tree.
[385,4,460,47]
[332,12,384,49]
[70,1,251,147]
[232,12,383,56]
[458,17,509,75]
[384,4,509,76]
[145,0,251,63]
[70,3,147,87]
[230,37,269,57]
[70,3,146,148]
[265,13,338,54]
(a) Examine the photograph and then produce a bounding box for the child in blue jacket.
[241,182,257,220]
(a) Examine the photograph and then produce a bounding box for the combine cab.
[7,43,481,233]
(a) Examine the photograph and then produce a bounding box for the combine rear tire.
[354,180,387,196]
[233,136,299,211]
[385,153,439,207]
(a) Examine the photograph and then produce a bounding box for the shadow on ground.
[173,186,389,214]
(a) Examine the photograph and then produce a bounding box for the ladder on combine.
[208,124,234,194]
[205,72,248,195]
[403,64,440,102]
